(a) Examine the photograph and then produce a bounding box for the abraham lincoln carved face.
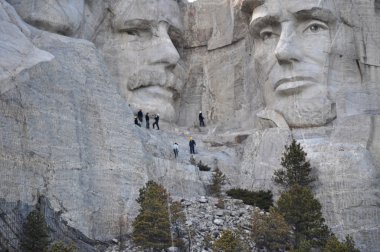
[251,0,339,127]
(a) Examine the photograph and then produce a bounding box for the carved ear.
[240,0,264,14]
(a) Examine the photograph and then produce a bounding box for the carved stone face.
[7,0,84,35]
[251,0,337,127]
[104,0,185,122]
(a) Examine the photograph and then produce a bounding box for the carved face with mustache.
[103,0,186,122]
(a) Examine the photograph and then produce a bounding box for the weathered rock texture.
[177,0,260,130]
[7,0,85,36]
[0,0,209,249]
[0,4,149,243]
[0,0,379,251]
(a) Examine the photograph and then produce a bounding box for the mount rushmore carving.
[0,0,379,251]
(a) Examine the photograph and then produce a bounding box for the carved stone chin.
[272,96,337,128]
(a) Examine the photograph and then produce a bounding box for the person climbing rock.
[134,116,141,127]
[137,109,143,123]
[173,142,179,158]
[199,111,205,127]
[145,112,150,129]
[189,137,196,154]
[153,114,160,130]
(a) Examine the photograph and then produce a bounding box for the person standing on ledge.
[199,111,205,127]
[189,137,196,154]
[137,109,143,123]
[153,114,160,130]
[134,116,141,127]
[145,112,150,129]
[173,142,179,158]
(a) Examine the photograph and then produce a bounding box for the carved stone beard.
[272,95,336,128]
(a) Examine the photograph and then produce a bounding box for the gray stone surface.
[1,0,380,251]
[0,0,53,91]
[0,22,150,242]
[6,0,85,36]
[0,0,210,247]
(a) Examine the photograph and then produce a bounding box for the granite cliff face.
[0,0,150,244]
[0,0,379,251]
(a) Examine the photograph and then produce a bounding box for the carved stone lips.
[274,76,317,92]
[137,85,174,100]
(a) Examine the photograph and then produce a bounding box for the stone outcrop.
[0,7,148,242]
[105,196,256,252]
[0,0,53,91]
[7,0,85,36]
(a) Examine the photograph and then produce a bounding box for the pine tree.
[323,235,360,252]
[132,181,174,251]
[277,184,330,248]
[209,167,226,197]
[170,201,186,239]
[213,230,240,252]
[274,139,315,188]
[252,207,292,251]
[21,210,50,252]
[290,240,313,252]
[48,241,77,252]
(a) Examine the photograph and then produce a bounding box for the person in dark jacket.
[153,114,160,130]
[173,143,179,158]
[189,137,196,154]
[137,109,143,123]
[145,112,150,129]
[134,116,141,127]
[199,111,205,127]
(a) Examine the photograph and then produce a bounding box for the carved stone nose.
[274,25,300,65]
[149,25,180,66]
[274,39,299,64]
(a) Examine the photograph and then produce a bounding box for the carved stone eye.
[260,31,273,41]
[309,24,321,32]
[304,22,328,34]
[261,32,273,40]
[126,30,139,36]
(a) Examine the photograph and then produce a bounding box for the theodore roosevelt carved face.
[102,0,185,122]
[251,0,338,127]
